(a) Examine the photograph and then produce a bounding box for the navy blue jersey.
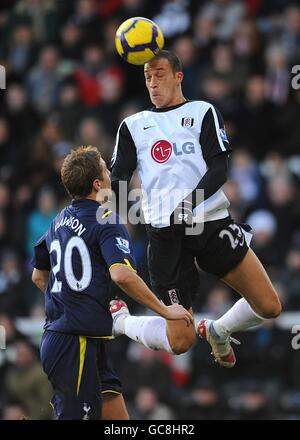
[31,199,136,337]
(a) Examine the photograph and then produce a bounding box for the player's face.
[144,58,183,108]
[96,159,112,203]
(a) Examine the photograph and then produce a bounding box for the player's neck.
[157,94,186,109]
[85,193,98,203]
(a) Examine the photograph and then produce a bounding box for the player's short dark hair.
[148,50,182,74]
[61,146,103,198]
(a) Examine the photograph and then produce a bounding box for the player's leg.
[194,218,281,367]
[164,251,198,353]
[165,307,195,354]
[216,247,281,334]
[198,248,281,368]
[111,299,177,353]
[98,342,129,419]
[112,310,195,355]
[102,393,129,420]
[111,226,196,355]
[40,331,102,419]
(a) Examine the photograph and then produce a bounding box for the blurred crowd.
[0,0,300,420]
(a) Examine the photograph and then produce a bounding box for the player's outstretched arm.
[32,268,50,293]
[110,266,193,326]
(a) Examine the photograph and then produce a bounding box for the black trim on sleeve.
[110,121,137,182]
[194,153,228,204]
[110,121,137,200]
[200,107,231,164]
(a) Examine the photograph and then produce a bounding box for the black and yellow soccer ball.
[115,17,165,65]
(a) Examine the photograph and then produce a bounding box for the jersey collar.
[151,100,190,112]
[71,198,100,208]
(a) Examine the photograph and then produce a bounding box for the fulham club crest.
[168,289,180,304]
[181,117,194,128]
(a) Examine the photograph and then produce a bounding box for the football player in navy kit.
[110,50,281,368]
[31,146,192,420]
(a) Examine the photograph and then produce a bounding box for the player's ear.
[93,179,102,191]
[176,71,184,85]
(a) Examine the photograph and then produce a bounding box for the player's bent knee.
[259,297,282,319]
[171,342,191,355]
[169,333,196,355]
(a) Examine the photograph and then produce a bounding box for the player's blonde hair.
[61,146,103,198]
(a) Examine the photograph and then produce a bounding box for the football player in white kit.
[110,50,281,367]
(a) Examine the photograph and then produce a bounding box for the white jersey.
[111,100,231,227]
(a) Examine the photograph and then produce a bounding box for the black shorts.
[40,331,122,420]
[146,216,252,310]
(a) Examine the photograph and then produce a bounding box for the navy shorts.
[40,330,122,420]
[146,216,252,310]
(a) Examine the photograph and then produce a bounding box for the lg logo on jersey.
[151,139,195,164]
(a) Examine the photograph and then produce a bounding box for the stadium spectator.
[2,339,53,419]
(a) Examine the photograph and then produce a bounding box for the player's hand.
[170,199,194,235]
[163,304,194,326]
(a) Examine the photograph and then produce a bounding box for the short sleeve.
[98,220,136,273]
[31,234,51,270]
[200,105,232,164]
[110,120,137,181]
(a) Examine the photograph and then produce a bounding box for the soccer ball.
[115,17,164,65]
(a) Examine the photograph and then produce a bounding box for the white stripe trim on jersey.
[210,106,227,152]
[111,121,122,167]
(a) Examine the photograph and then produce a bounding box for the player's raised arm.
[109,265,193,325]
[98,214,192,326]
